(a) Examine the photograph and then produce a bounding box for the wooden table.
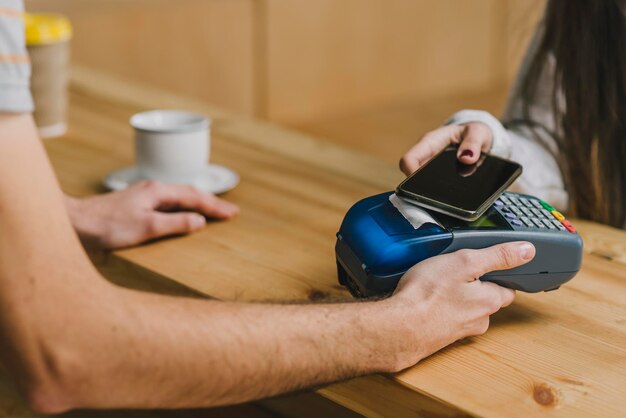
[33,68,626,417]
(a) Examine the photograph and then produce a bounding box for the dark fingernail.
[460,149,474,158]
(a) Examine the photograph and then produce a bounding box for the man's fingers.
[192,194,239,219]
[500,288,516,307]
[145,212,207,239]
[456,123,492,165]
[466,242,536,279]
[140,182,239,219]
[475,280,516,309]
[400,126,463,175]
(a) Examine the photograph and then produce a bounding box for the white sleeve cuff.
[0,82,34,113]
[444,110,512,159]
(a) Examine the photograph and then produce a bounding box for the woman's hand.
[66,181,239,250]
[399,122,493,175]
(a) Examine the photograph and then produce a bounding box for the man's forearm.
[52,285,410,410]
[0,115,413,412]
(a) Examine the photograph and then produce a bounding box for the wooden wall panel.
[25,0,545,128]
[26,0,257,115]
[264,0,502,124]
[290,0,546,162]
[502,0,546,81]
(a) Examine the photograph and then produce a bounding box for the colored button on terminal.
[551,210,565,221]
[540,201,555,212]
[561,219,576,233]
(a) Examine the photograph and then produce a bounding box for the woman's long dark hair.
[521,0,626,227]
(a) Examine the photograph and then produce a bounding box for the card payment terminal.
[336,192,583,297]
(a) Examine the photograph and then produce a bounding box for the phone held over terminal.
[396,146,522,221]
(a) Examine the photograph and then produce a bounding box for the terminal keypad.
[495,193,576,233]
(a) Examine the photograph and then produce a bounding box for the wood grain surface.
[34,67,626,418]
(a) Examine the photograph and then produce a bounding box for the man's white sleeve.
[0,0,34,113]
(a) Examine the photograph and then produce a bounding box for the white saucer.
[104,164,240,195]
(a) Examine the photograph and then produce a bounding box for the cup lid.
[24,13,73,45]
[130,110,210,133]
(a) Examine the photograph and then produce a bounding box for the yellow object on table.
[24,12,73,139]
[24,13,72,45]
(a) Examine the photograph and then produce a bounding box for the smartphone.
[396,146,522,221]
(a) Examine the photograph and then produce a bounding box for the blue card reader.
[336,191,583,298]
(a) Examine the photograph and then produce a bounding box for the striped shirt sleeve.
[0,0,33,113]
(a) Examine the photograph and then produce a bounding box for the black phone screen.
[398,148,521,213]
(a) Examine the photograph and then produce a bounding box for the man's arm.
[0,114,533,413]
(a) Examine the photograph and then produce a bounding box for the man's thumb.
[467,242,535,279]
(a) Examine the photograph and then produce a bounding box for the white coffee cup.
[130,110,210,184]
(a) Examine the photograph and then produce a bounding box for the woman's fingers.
[456,123,493,165]
[399,125,464,175]
[401,122,494,176]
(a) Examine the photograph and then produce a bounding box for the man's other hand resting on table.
[65,181,238,250]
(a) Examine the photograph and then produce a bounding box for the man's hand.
[384,241,535,371]
[66,181,239,250]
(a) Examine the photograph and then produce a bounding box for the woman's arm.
[401,25,569,211]
[442,114,568,211]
